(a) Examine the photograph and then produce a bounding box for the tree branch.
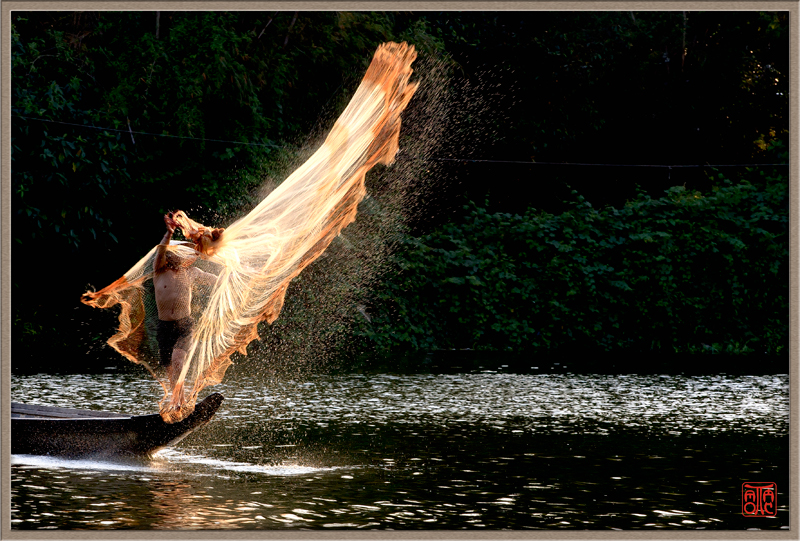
[283,12,298,48]
[257,13,277,40]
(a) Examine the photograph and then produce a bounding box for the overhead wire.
[13,114,789,169]
[12,114,287,149]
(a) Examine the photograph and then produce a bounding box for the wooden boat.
[11,392,224,457]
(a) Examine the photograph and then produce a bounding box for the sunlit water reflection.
[11,371,790,530]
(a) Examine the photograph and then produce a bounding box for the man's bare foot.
[172,382,187,409]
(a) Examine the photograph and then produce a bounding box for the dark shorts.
[156,317,194,366]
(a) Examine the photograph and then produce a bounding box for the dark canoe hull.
[11,393,224,457]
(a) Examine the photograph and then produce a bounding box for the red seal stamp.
[742,482,777,517]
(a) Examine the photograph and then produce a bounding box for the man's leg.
[169,346,187,407]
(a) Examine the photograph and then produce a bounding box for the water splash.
[80,43,424,422]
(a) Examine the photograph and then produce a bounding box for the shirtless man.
[153,214,218,406]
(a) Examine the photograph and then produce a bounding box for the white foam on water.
[11,453,153,473]
[12,450,350,481]
[158,448,346,476]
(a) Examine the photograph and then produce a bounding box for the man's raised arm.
[154,214,176,272]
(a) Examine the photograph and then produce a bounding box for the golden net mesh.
[81,42,419,423]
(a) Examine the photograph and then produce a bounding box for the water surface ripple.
[11,372,790,530]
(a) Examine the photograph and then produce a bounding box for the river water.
[10,370,790,530]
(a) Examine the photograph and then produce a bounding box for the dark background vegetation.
[11,11,790,374]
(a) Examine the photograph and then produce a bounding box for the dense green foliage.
[11,11,790,370]
[356,168,789,356]
[11,12,444,254]
[10,12,446,362]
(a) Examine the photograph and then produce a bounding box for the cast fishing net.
[81,42,419,423]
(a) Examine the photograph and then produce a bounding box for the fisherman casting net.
[81,42,419,423]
